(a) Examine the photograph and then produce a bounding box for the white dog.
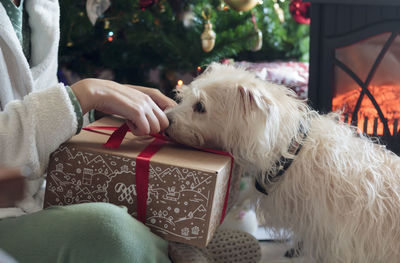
[165,63,400,263]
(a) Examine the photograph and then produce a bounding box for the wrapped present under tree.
[44,117,240,247]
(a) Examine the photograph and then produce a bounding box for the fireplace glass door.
[332,32,400,137]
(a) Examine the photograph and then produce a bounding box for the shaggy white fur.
[165,63,400,263]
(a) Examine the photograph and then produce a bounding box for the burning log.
[333,85,400,136]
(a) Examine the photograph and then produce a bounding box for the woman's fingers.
[123,89,169,135]
[151,91,177,110]
[125,85,177,110]
[126,119,149,136]
[152,107,169,131]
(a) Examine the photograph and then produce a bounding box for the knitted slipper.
[169,229,261,263]
[205,229,261,263]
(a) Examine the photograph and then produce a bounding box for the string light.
[177,80,183,87]
[197,66,202,72]
[107,31,114,42]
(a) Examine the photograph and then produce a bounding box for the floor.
[254,227,296,263]
[259,241,293,263]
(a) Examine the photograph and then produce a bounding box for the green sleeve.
[89,109,96,123]
[65,86,83,134]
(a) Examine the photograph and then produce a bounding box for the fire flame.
[332,85,400,136]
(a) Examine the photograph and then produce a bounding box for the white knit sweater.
[0,0,78,218]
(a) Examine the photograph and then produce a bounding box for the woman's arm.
[0,84,78,184]
[0,79,176,190]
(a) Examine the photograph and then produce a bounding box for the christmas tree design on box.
[44,117,239,247]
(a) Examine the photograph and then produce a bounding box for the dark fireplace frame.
[307,0,400,154]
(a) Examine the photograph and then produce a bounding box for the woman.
[0,0,175,262]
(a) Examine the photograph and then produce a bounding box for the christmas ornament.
[181,7,195,28]
[140,0,156,9]
[217,0,229,11]
[158,0,166,12]
[251,28,263,51]
[289,0,310,25]
[132,14,139,23]
[86,0,111,26]
[104,19,110,29]
[200,10,216,53]
[201,22,216,52]
[273,0,285,23]
[223,0,260,12]
[250,13,262,51]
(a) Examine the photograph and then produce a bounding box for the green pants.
[0,203,171,263]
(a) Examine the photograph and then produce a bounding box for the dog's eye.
[193,101,206,113]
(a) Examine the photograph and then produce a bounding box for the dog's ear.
[238,85,267,113]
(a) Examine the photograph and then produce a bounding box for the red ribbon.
[135,137,166,223]
[82,124,233,225]
[82,124,129,148]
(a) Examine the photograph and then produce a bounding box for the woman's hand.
[0,167,26,207]
[125,85,177,111]
[70,79,175,136]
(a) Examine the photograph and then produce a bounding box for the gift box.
[44,116,240,247]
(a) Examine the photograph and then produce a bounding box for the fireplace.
[307,0,400,154]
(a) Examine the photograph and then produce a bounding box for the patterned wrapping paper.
[44,117,240,247]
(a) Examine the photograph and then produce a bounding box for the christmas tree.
[59,0,309,95]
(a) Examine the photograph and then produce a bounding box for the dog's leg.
[284,241,302,258]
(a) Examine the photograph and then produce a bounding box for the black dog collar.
[255,123,308,195]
